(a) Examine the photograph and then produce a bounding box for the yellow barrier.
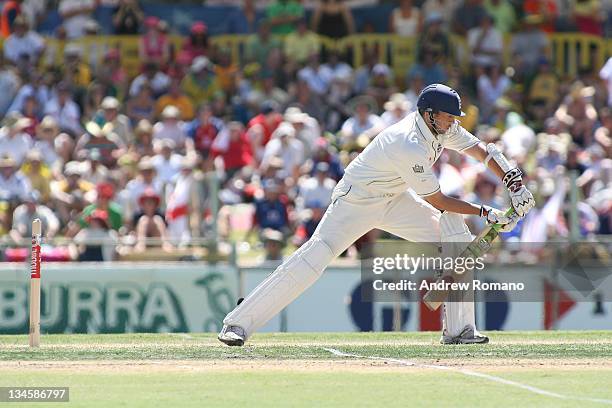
[15,33,612,80]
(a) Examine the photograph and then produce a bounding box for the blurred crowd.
[0,0,610,262]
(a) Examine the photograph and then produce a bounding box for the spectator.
[0,154,31,202]
[452,0,487,36]
[457,91,480,133]
[20,0,47,30]
[284,107,319,157]
[468,14,503,68]
[153,105,188,149]
[112,0,144,35]
[340,96,385,148]
[599,57,612,107]
[10,190,59,243]
[165,156,196,245]
[555,82,598,148]
[83,82,107,121]
[421,0,456,28]
[126,84,155,124]
[246,23,282,66]
[307,139,343,183]
[527,58,560,127]
[181,21,210,63]
[252,179,290,237]
[573,0,604,36]
[484,0,516,34]
[298,52,329,95]
[44,82,82,136]
[298,161,335,210]
[213,121,254,179]
[97,96,133,146]
[319,50,352,89]
[325,69,354,131]
[21,150,51,202]
[181,57,224,108]
[8,73,50,119]
[389,0,422,37]
[156,79,195,121]
[260,228,285,262]
[261,122,304,181]
[62,44,91,89]
[258,71,290,107]
[75,122,123,167]
[82,148,108,186]
[58,0,98,40]
[381,93,411,126]
[139,16,170,67]
[523,0,558,33]
[404,71,425,108]
[97,49,128,98]
[477,64,511,123]
[74,182,123,234]
[124,156,163,219]
[226,0,260,34]
[185,104,225,156]
[1,0,23,39]
[129,62,171,98]
[501,112,536,162]
[0,55,20,116]
[34,116,60,168]
[152,139,183,184]
[246,101,283,162]
[3,15,44,65]
[214,48,239,96]
[510,15,550,78]
[134,188,172,252]
[72,209,118,261]
[311,0,355,39]
[130,119,155,158]
[0,112,32,165]
[290,79,325,124]
[366,63,397,110]
[20,97,38,135]
[416,13,451,65]
[407,50,447,86]
[266,0,304,35]
[50,161,91,225]
[285,18,321,65]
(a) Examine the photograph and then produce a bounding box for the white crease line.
[166,333,195,340]
[323,347,612,405]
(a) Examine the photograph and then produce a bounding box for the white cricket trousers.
[223,178,473,337]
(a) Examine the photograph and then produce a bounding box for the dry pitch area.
[1,331,612,407]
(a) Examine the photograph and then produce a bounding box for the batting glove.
[502,168,535,217]
[479,205,519,232]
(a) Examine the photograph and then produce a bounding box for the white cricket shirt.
[343,111,479,197]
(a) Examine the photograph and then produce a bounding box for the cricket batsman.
[219,84,535,346]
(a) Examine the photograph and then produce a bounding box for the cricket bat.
[29,219,42,347]
[422,208,515,311]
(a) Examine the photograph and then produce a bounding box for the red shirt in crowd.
[218,130,254,171]
[246,113,282,147]
[524,0,558,33]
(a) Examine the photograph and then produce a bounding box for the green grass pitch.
[1,331,612,407]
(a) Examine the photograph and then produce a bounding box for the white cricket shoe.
[218,325,246,346]
[440,325,489,345]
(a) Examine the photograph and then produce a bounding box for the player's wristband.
[503,168,523,192]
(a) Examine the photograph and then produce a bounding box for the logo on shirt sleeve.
[412,164,424,174]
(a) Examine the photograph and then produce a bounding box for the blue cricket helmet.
[416,84,465,117]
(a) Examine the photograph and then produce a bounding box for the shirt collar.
[415,111,437,144]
